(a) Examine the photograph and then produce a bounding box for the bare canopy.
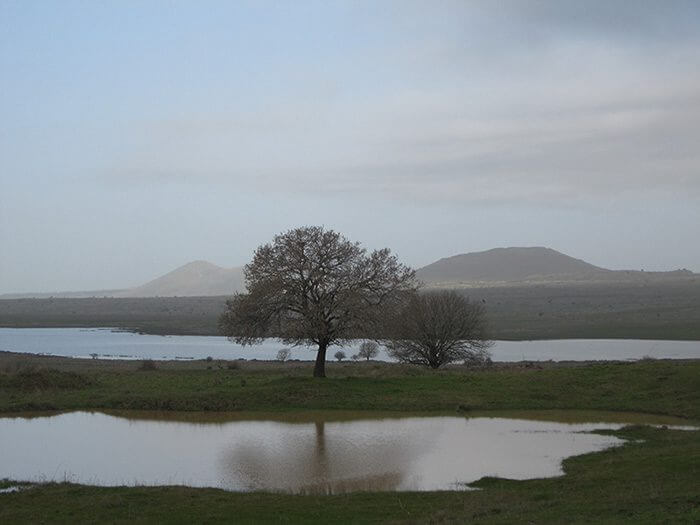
[385,290,492,369]
[357,341,379,361]
[219,226,416,377]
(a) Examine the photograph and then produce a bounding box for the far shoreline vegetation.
[2,278,700,340]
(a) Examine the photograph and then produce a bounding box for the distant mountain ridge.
[2,247,696,298]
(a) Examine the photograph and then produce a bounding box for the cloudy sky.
[1,1,699,293]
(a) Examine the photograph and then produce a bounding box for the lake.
[0,327,698,361]
[0,411,638,493]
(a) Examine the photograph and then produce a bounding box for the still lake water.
[0,411,632,493]
[0,327,698,362]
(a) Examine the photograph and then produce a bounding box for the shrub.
[139,359,157,371]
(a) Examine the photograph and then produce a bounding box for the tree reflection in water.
[224,419,436,494]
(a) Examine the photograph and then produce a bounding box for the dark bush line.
[0,369,93,391]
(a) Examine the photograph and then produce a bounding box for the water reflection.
[226,419,437,493]
[0,412,627,493]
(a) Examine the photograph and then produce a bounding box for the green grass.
[1,425,698,524]
[1,358,699,420]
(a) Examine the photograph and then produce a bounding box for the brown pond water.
[0,411,687,493]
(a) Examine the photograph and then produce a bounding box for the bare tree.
[276,348,291,362]
[385,290,492,369]
[357,341,379,361]
[219,226,416,377]
[334,350,346,362]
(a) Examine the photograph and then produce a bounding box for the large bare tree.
[219,226,416,377]
[385,290,492,368]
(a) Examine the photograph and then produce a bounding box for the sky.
[1,0,699,293]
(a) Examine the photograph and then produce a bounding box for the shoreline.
[3,348,698,369]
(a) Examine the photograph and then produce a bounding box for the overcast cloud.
[1,1,699,293]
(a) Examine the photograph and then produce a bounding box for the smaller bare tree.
[357,341,379,361]
[385,290,492,369]
[334,350,346,362]
[276,348,291,362]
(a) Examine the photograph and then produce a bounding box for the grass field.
[1,354,698,523]
[2,280,700,339]
[1,353,698,419]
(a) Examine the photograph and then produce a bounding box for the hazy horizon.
[1,244,696,296]
[2,1,699,294]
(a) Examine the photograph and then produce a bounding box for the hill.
[116,261,244,297]
[417,247,606,284]
[416,247,695,286]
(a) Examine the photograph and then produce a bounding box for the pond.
[0,411,664,493]
[0,328,698,361]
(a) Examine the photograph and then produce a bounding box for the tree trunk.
[313,342,328,378]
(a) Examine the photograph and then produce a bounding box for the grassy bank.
[1,425,698,524]
[1,354,699,419]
